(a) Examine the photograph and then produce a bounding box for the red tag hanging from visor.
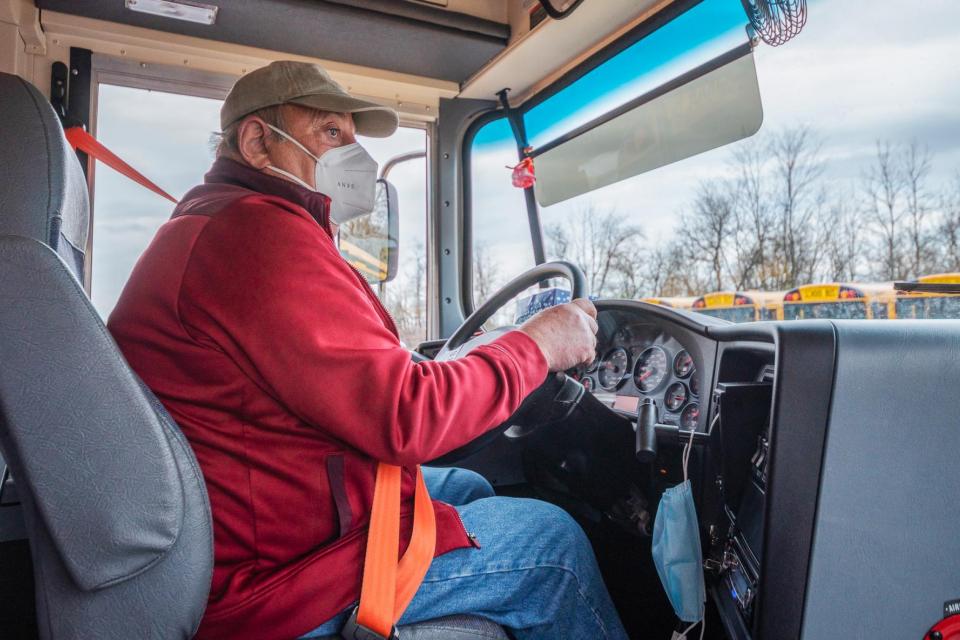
[510,156,536,189]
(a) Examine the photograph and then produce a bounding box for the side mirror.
[338,178,400,284]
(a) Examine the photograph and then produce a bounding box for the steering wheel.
[429,261,591,464]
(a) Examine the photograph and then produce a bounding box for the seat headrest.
[0,73,89,281]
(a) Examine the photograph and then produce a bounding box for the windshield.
[469,0,960,322]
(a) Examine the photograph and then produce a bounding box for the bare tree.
[679,182,736,292]
[821,194,866,282]
[546,207,645,297]
[863,141,906,279]
[767,126,827,287]
[901,141,935,276]
[730,143,773,289]
[472,242,500,305]
[937,174,960,272]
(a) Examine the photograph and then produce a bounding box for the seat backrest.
[0,72,213,639]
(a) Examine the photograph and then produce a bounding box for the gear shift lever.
[636,398,658,463]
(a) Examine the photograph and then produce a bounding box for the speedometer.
[598,347,630,390]
[673,350,694,378]
[665,382,687,412]
[681,403,700,430]
[634,346,668,393]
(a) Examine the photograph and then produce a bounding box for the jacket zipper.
[342,259,400,338]
[453,508,481,549]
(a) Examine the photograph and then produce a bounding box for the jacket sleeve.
[179,196,549,465]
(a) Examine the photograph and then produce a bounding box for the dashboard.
[528,299,960,640]
[576,309,713,433]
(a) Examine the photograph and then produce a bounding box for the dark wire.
[739,0,808,46]
[538,0,586,21]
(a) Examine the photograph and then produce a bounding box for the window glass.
[523,0,747,149]
[469,117,535,319]
[92,84,429,340]
[92,84,221,317]
[469,0,960,322]
[353,128,429,346]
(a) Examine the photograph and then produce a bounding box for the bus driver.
[108,61,628,640]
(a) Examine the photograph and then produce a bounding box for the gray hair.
[212,104,289,158]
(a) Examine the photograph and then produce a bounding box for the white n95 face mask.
[264,123,379,225]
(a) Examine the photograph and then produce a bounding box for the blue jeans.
[302,467,628,640]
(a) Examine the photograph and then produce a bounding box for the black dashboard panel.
[577,304,960,640]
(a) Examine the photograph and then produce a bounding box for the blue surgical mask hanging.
[652,427,706,636]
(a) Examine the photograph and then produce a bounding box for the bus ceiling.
[6,0,688,112]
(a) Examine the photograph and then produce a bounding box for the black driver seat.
[0,72,509,640]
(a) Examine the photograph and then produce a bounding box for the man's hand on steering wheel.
[518,298,599,371]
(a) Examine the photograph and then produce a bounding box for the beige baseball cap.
[220,60,399,138]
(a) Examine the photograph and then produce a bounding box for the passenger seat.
[0,72,509,640]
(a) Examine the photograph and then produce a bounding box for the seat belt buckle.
[341,607,400,640]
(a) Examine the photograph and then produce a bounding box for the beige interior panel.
[407,0,508,24]
[461,0,675,104]
[37,10,460,122]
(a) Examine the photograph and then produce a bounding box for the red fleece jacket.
[107,158,548,640]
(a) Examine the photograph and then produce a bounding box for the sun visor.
[532,46,763,207]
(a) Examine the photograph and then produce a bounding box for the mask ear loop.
[682,424,695,483]
[680,425,705,640]
[678,611,707,639]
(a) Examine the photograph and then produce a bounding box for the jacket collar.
[204,157,332,235]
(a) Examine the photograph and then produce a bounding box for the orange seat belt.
[344,463,436,640]
[63,123,438,637]
[63,124,437,637]
[64,126,178,204]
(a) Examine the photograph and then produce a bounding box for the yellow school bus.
[752,290,785,321]
[782,283,890,319]
[893,273,960,319]
[690,291,761,323]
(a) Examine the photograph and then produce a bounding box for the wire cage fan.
[740,0,808,46]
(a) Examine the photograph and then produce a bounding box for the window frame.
[87,54,434,336]
[459,0,706,315]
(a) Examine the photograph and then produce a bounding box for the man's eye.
[327,128,340,138]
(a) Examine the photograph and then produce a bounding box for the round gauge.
[665,382,688,412]
[598,347,630,390]
[634,346,668,393]
[681,403,700,430]
[673,350,694,378]
[689,370,700,396]
[581,376,594,392]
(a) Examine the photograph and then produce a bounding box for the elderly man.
[108,61,627,640]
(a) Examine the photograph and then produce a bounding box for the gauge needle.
[638,369,653,381]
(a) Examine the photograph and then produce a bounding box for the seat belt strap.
[63,126,178,204]
[348,463,436,639]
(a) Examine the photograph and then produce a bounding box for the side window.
[90,83,429,344]
[352,128,429,347]
[468,117,535,317]
[91,84,221,317]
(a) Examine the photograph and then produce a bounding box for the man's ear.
[236,117,272,168]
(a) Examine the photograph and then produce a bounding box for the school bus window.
[690,292,757,323]
[782,284,870,320]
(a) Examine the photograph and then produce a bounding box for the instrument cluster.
[579,323,701,430]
